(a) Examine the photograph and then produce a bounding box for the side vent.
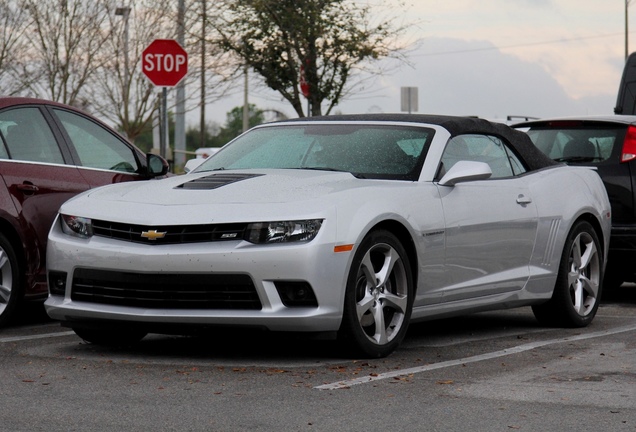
[177,173,264,190]
[541,218,561,266]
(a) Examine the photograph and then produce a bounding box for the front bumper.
[44,223,351,333]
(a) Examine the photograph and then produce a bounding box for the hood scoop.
[177,173,264,190]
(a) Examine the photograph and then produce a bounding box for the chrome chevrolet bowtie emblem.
[141,230,167,240]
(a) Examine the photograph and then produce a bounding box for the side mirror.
[438,161,492,186]
[147,153,169,177]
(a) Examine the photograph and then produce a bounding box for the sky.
[197,0,632,127]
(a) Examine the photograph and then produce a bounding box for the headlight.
[60,214,93,239]
[245,220,322,244]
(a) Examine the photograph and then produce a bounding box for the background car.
[0,97,168,326]
[45,114,610,358]
[514,115,636,289]
[194,147,221,159]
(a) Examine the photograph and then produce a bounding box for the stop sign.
[142,39,188,87]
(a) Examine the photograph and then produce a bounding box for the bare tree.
[18,0,113,107]
[0,0,30,95]
[89,0,175,142]
[91,0,243,143]
[182,1,245,119]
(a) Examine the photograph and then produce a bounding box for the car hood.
[62,169,404,225]
[91,169,368,204]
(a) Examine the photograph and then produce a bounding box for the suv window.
[440,134,527,179]
[0,107,64,164]
[53,108,139,173]
[525,127,618,163]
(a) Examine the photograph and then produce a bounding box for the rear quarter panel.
[526,166,610,296]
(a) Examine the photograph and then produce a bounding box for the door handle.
[17,183,39,195]
[516,194,532,205]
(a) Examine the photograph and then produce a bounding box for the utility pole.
[200,0,207,148]
[243,65,249,132]
[627,0,633,60]
[175,0,186,168]
[115,6,131,137]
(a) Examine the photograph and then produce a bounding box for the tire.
[0,233,22,327]
[532,220,602,328]
[72,327,148,346]
[338,230,413,358]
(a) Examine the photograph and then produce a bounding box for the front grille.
[92,220,248,244]
[71,269,262,310]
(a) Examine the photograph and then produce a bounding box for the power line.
[413,31,629,57]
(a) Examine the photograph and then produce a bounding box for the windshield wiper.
[193,166,225,173]
[554,156,598,163]
[299,166,366,179]
[300,166,345,172]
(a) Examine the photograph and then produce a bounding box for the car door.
[436,134,539,302]
[0,106,91,288]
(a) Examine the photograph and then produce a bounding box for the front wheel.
[532,220,602,327]
[0,233,22,327]
[338,230,413,358]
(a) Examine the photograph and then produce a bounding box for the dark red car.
[0,97,168,325]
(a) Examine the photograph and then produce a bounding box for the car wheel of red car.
[0,233,22,326]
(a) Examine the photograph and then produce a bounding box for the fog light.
[274,281,318,307]
[48,271,67,296]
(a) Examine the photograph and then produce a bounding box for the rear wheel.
[338,230,413,358]
[72,327,148,346]
[0,233,22,327]
[532,220,602,327]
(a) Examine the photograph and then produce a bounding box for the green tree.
[185,122,219,152]
[218,104,265,142]
[131,121,154,154]
[185,104,265,150]
[128,111,175,154]
[210,0,406,117]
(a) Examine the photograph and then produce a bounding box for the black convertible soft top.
[281,113,558,171]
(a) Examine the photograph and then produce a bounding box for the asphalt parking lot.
[1,285,635,432]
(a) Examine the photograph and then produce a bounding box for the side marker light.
[334,244,354,253]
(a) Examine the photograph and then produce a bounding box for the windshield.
[193,123,434,180]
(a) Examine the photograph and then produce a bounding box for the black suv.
[514,115,636,289]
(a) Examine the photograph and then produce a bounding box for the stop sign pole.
[141,39,188,160]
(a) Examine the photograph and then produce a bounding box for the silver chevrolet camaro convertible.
[45,114,611,358]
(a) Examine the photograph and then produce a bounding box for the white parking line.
[0,330,75,343]
[315,324,636,390]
